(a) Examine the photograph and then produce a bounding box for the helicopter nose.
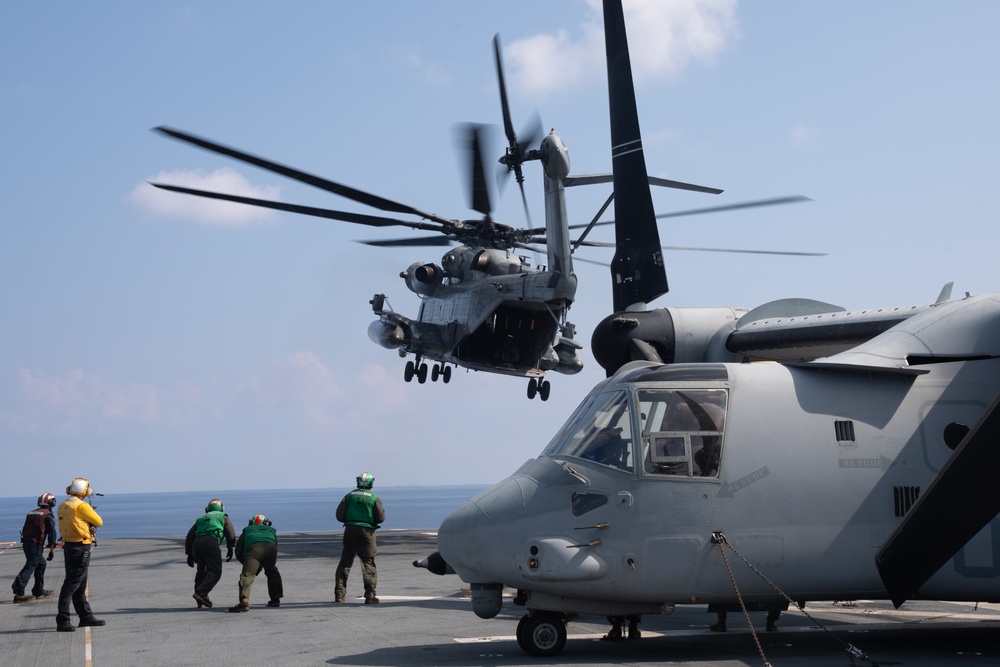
[438,475,528,581]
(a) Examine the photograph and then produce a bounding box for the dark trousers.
[57,543,94,624]
[335,526,378,600]
[238,541,282,602]
[192,535,223,596]
[12,541,47,596]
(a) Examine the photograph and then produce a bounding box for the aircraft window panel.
[541,390,635,473]
[571,492,609,516]
[651,434,686,461]
[639,388,727,478]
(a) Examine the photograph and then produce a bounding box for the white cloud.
[245,351,346,436]
[126,167,283,226]
[8,368,162,434]
[791,123,823,147]
[403,51,452,86]
[507,0,738,94]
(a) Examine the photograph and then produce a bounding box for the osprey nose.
[438,476,528,581]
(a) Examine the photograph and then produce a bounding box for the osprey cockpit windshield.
[541,367,729,479]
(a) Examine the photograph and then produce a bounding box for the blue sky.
[3,1,998,498]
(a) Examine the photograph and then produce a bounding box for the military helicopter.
[149,46,583,400]
[150,35,804,401]
[420,0,1000,658]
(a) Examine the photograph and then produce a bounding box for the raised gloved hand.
[226,548,234,562]
[47,551,55,562]
[187,555,194,568]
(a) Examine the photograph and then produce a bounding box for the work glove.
[226,548,234,562]
[47,551,55,562]
[187,555,194,568]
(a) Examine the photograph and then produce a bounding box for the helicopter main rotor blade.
[466,124,493,217]
[154,126,455,226]
[358,236,454,247]
[564,195,813,232]
[564,173,722,195]
[148,182,448,232]
[574,239,826,256]
[656,195,812,219]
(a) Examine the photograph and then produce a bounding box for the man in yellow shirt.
[55,478,105,632]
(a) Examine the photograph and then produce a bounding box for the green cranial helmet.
[356,472,375,489]
[205,499,224,513]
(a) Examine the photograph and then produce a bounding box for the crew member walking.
[185,499,236,609]
[335,472,385,604]
[12,493,57,603]
[228,514,283,612]
[55,478,105,632]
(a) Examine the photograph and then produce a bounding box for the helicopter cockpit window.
[639,389,727,478]
[541,390,634,473]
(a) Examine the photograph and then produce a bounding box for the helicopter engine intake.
[368,321,407,350]
[402,262,445,296]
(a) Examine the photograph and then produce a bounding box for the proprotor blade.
[603,0,669,312]
[875,389,1000,606]
[154,126,454,226]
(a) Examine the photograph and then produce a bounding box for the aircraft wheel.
[539,380,551,402]
[442,365,452,383]
[417,363,428,384]
[526,378,537,400]
[404,361,415,383]
[431,364,440,382]
[516,613,566,657]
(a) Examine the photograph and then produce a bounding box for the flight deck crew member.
[185,498,236,609]
[228,514,283,612]
[12,493,58,603]
[55,478,105,632]
[335,472,386,604]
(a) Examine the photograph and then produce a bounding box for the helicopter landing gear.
[516,613,567,657]
[404,358,429,383]
[405,360,450,385]
[527,378,551,401]
[432,364,451,383]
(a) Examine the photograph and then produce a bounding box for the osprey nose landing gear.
[526,377,551,401]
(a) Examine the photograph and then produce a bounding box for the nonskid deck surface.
[3,531,1000,666]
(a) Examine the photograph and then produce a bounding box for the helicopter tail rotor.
[494,34,543,227]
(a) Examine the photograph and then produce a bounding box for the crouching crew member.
[185,499,236,609]
[229,514,283,612]
[55,478,105,632]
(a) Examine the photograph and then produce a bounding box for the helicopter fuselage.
[369,247,579,378]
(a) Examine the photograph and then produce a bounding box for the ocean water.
[0,485,487,542]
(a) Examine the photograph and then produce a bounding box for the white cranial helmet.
[68,478,92,497]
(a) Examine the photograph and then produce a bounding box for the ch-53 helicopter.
[150,36,814,401]
[419,0,1000,659]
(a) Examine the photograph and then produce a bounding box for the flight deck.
[3,531,1000,666]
